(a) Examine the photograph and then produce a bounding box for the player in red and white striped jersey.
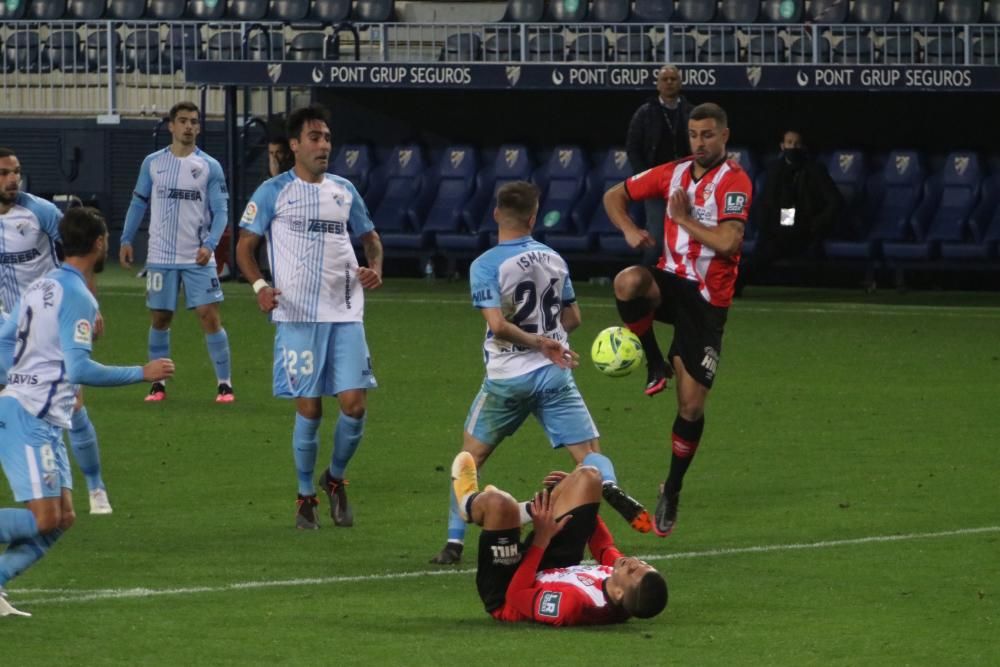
[602,103,752,538]
[452,453,667,627]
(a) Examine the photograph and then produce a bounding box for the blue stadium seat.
[761,0,802,22]
[825,151,925,260]
[230,0,269,20]
[833,36,877,64]
[270,0,310,21]
[883,152,982,262]
[633,0,676,22]
[701,33,741,62]
[616,34,653,62]
[590,0,629,23]
[187,0,226,20]
[940,0,981,23]
[789,36,832,63]
[86,30,125,73]
[467,144,534,240]
[354,0,394,22]
[571,33,609,62]
[165,25,201,72]
[309,0,351,23]
[26,0,66,19]
[972,34,999,64]
[822,150,869,250]
[484,31,522,61]
[501,0,543,22]
[67,0,106,19]
[528,33,566,61]
[147,0,187,20]
[126,29,172,75]
[546,0,587,22]
[924,37,965,65]
[653,34,698,62]
[48,30,86,73]
[851,0,892,23]
[331,144,373,197]
[371,145,426,250]
[806,0,848,23]
[420,146,479,250]
[207,30,243,60]
[247,30,285,61]
[109,0,146,19]
[288,32,330,60]
[534,147,590,252]
[579,149,642,256]
[718,0,760,23]
[747,33,786,63]
[6,30,48,74]
[441,34,482,62]
[940,174,1000,260]
[0,0,27,19]
[881,33,917,64]
[894,0,938,23]
[988,0,1000,22]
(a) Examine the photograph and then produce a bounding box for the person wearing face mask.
[626,65,694,267]
[736,129,841,296]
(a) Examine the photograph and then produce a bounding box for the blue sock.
[329,412,364,479]
[69,407,104,492]
[582,452,617,484]
[447,485,467,542]
[0,509,38,544]
[205,329,232,384]
[0,529,62,588]
[149,327,170,362]
[293,414,320,496]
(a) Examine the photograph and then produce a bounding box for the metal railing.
[1,21,997,116]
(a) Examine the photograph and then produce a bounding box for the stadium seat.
[883,152,982,262]
[700,33,741,63]
[546,0,587,22]
[247,30,285,61]
[789,36,832,63]
[126,29,171,75]
[718,0,760,23]
[833,35,877,64]
[527,33,566,61]
[590,0,629,23]
[761,0,802,22]
[331,144,373,197]
[823,150,868,246]
[579,148,641,256]
[615,34,652,62]
[940,0,981,23]
[420,146,480,250]
[825,150,925,260]
[0,0,27,19]
[270,0,310,21]
[187,0,226,20]
[940,174,1000,260]
[881,33,916,65]
[5,31,48,74]
[354,0,394,22]
[972,34,998,64]
[893,0,938,24]
[86,30,125,73]
[501,0,543,22]
[806,0,848,23]
[483,32,522,61]
[533,147,590,251]
[109,0,146,19]
[850,0,892,23]
[653,34,698,62]
[67,0,106,19]
[924,37,965,65]
[309,0,351,23]
[371,145,426,250]
[987,1,1000,23]
[747,33,785,63]
[26,0,66,19]
[570,33,608,61]
[207,30,243,60]
[287,32,329,59]
[441,34,482,61]
[47,30,86,73]
[147,0,186,19]
[165,25,201,72]
[467,144,534,237]
[229,0,269,20]
[633,0,676,22]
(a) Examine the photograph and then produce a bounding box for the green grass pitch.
[3,266,998,665]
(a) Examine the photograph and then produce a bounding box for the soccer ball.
[591,327,644,377]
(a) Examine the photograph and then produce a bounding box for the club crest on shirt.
[191,166,202,179]
[723,192,748,215]
[74,319,92,345]
[702,182,715,196]
[538,591,562,618]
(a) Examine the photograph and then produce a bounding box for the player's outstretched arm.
[65,348,173,387]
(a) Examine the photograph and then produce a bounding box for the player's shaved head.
[60,207,108,258]
[496,181,539,227]
[690,102,728,129]
[622,570,668,619]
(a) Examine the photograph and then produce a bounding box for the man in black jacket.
[737,130,842,295]
[625,66,694,266]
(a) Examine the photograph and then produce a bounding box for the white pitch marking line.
[17,525,999,606]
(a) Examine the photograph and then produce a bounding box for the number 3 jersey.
[240,171,375,323]
[470,236,575,380]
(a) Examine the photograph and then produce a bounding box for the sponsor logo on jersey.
[630,168,652,181]
[723,192,748,215]
[0,248,41,264]
[158,187,203,201]
[490,542,520,566]
[700,346,719,379]
[472,288,494,302]
[7,373,39,385]
[240,202,258,226]
[308,219,346,234]
[74,319,92,345]
[538,591,562,618]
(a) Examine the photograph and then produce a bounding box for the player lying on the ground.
[452,452,668,626]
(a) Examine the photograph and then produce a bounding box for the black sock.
[615,297,665,366]
[665,415,705,496]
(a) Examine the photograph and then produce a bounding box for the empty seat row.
[0,0,392,22]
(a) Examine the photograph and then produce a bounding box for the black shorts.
[475,503,600,613]
[651,269,729,389]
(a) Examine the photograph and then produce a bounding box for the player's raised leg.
[614,265,673,396]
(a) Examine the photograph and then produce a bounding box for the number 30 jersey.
[470,236,575,380]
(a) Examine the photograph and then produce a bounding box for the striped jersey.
[625,157,752,307]
[122,147,228,266]
[469,237,576,380]
[0,192,61,315]
[240,171,375,323]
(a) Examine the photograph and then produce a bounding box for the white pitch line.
[17,525,999,606]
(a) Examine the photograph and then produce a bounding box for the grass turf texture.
[3,266,998,665]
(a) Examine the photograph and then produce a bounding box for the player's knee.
[613,266,648,299]
[477,489,519,525]
[676,400,705,422]
[150,311,172,329]
[197,308,221,332]
[59,510,76,532]
[340,403,365,420]
[33,510,61,534]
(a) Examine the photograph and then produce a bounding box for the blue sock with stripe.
[293,414,320,496]
[447,485,467,542]
[68,407,104,492]
[149,327,170,362]
[329,412,364,479]
[0,529,62,588]
[0,509,37,545]
[205,329,232,385]
[582,452,617,484]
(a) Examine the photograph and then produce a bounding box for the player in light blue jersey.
[119,101,233,404]
[236,105,383,530]
[0,147,115,515]
[430,182,651,566]
[0,207,174,617]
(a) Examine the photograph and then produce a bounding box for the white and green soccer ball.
[590,326,644,377]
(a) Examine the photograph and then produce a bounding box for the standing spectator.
[626,65,694,266]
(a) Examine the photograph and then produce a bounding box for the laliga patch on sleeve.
[723,192,748,215]
[537,591,562,618]
[74,319,92,345]
[629,168,651,182]
[240,202,258,226]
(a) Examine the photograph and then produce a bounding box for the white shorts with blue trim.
[0,396,72,502]
[145,264,224,311]
[464,365,599,448]
[272,322,377,398]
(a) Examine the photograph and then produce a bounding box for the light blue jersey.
[0,192,61,315]
[240,171,374,323]
[469,236,576,380]
[121,147,229,267]
[0,266,143,430]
